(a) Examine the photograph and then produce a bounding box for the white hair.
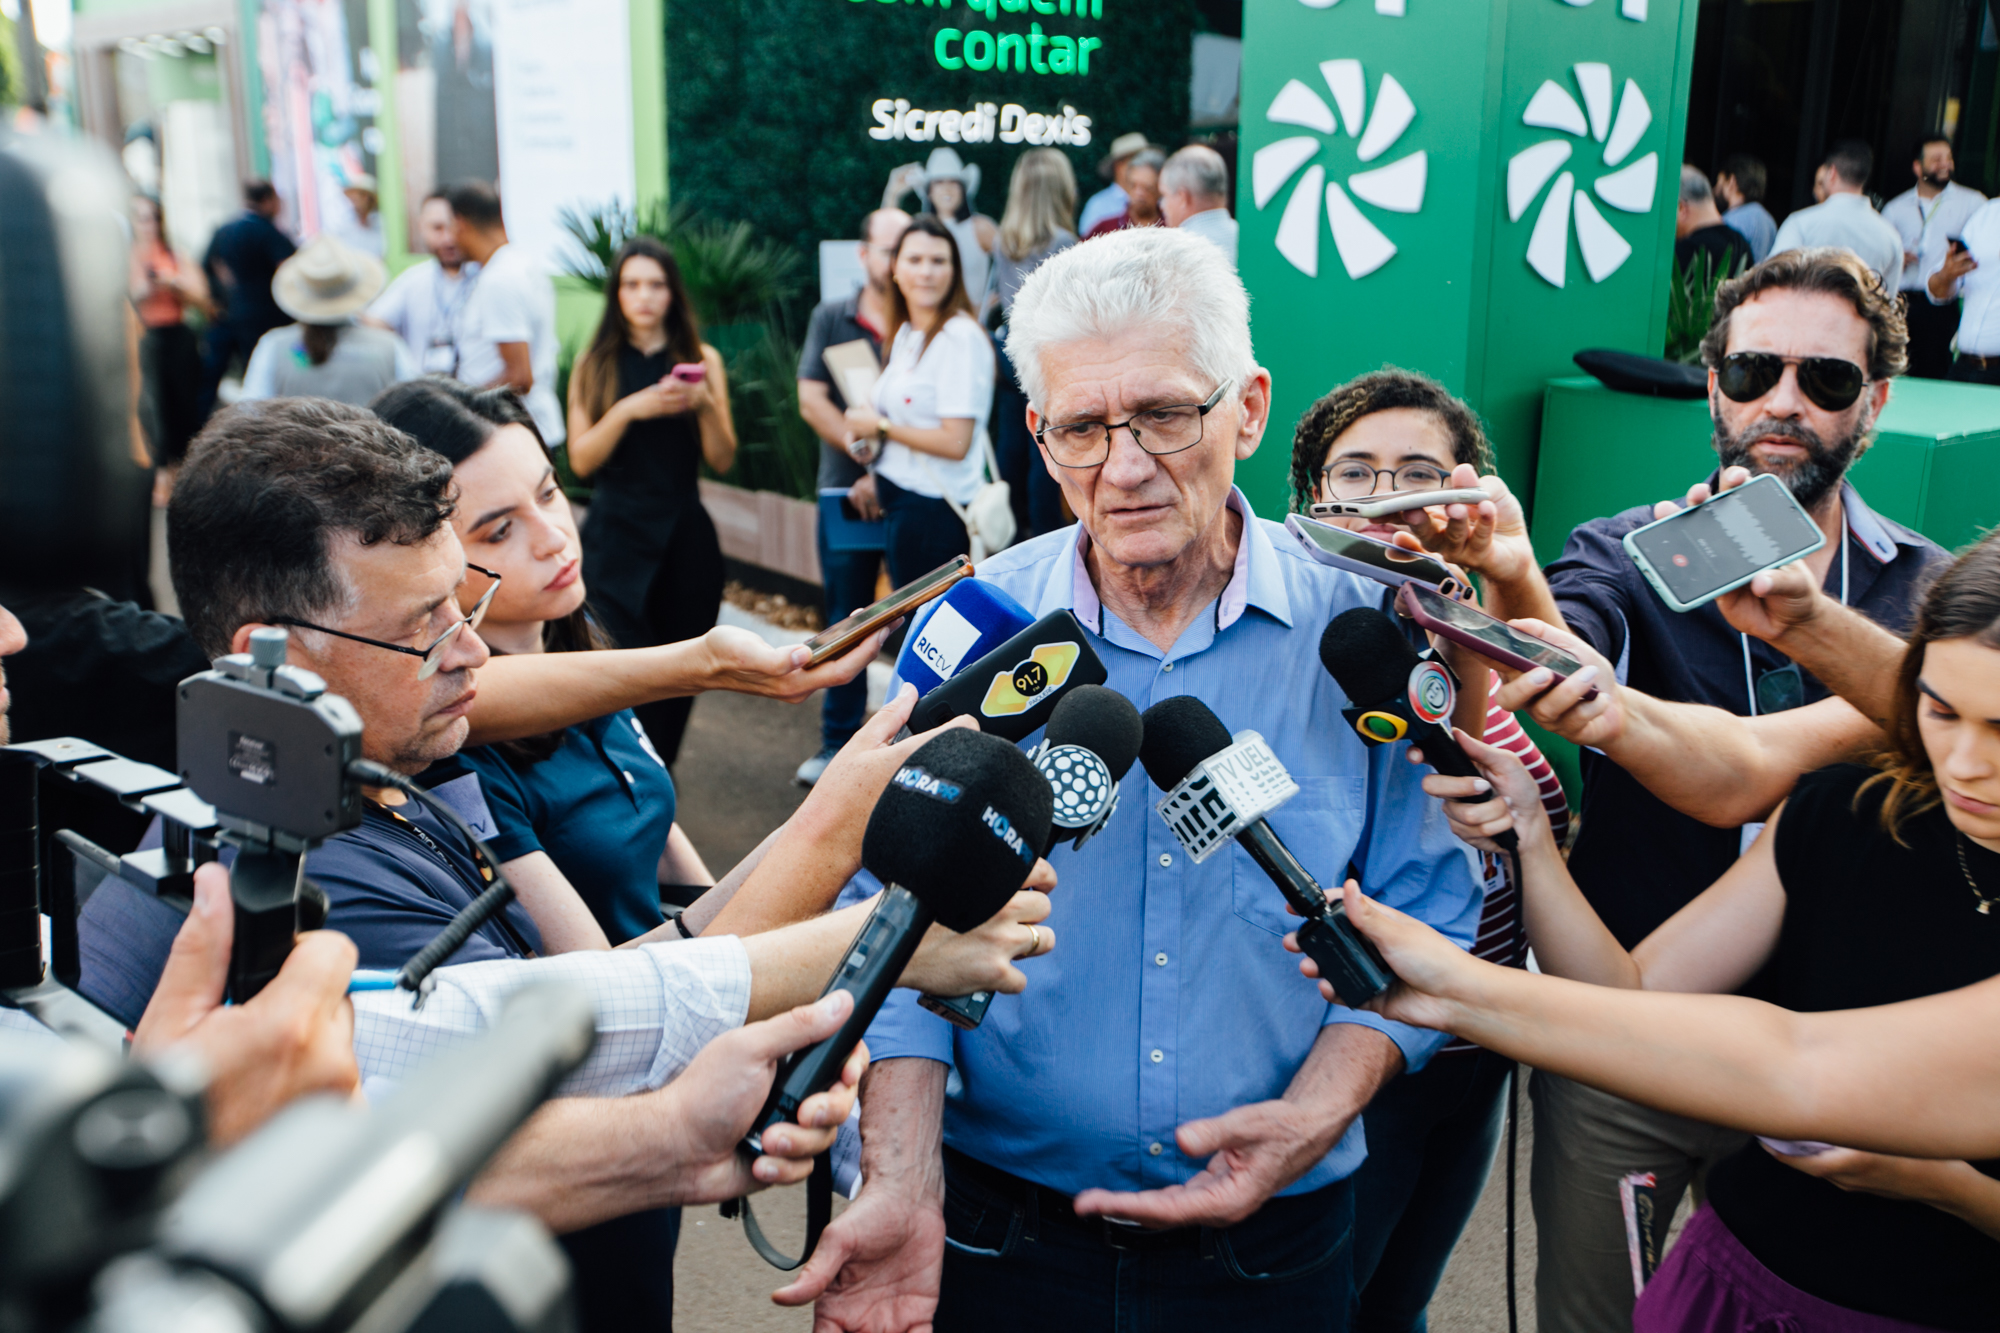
[1161,145,1229,202]
[1003,227,1257,409]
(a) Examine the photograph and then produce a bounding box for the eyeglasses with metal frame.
[1034,381,1233,469]
[272,564,502,680]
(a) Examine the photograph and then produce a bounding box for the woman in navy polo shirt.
[374,378,710,950]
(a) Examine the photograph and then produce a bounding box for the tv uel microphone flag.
[746,728,1054,1145]
[1318,608,1518,852]
[894,578,1035,698]
[1138,696,1393,1005]
[907,610,1109,741]
[922,685,1143,1031]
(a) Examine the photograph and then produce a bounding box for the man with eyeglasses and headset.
[1477,246,1953,1333]
[79,397,1062,1324]
[779,227,1481,1333]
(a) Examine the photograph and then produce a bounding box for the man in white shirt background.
[1925,192,2000,386]
[366,191,481,378]
[1770,140,1906,292]
[1882,136,1985,379]
[447,180,565,445]
[1161,144,1239,270]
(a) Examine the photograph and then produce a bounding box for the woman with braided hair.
[1289,368,1569,1331]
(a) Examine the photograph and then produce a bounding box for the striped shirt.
[1440,677,1570,1055]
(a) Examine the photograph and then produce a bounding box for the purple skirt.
[1634,1206,1954,1333]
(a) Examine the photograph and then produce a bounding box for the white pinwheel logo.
[1506,62,1659,287]
[1251,60,1426,280]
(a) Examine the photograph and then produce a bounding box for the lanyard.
[370,799,534,957]
[1741,524,1847,716]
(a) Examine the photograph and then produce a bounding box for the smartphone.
[801,555,972,666]
[668,362,707,384]
[1285,514,1453,590]
[1396,582,1598,698]
[1621,473,1826,613]
[1310,487,1489,522]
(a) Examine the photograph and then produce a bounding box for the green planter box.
[1529,375,2000,565]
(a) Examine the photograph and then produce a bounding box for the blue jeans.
[816,510,882,749]
[875,474,970,586]
[935,1150,1356,1332]
[1350,1048,1513,1332]
[993,338,1066,540]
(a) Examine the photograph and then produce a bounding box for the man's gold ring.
[1024,924,1042,957]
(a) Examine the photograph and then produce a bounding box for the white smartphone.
[1285,514,1453,589]
[1309,487,1490,521]
[1621,473,1826,613]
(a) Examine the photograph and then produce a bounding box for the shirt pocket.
[893,372,941,428]
[1229,775,1366,938]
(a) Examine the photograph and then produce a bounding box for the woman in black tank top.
[1409,534,2000,1331]
[566,237,736,765]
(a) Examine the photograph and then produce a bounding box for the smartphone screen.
[1289,516,1453,588]
[1401,583,1585,676]
[1626,475,1823,608]
[802,555,971,665]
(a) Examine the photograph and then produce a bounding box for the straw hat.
[272,233,386,323]
[1097,131,1159,178]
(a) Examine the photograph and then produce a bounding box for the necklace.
[1954,832,2000,915]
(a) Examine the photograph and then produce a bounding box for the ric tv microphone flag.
[895,578,1034,698]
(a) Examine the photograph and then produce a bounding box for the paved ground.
[668,670,1544,1332]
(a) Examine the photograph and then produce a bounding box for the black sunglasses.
[1716,352,1868,413]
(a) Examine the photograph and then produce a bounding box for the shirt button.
[1150,1048,1164,1063]
[1162,661,1174,672]
[1155,952,1168,966]
[1159,853,1173,868]
[622,771,635,783]
[1149,1141,1164,1156]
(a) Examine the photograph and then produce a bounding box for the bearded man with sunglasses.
[1522,246,1951,1333]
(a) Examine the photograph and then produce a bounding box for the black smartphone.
[802,555,972,666]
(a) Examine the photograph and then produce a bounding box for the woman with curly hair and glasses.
[1289,368,1571,1332]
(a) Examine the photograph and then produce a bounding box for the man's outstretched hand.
[1069,1099,1349,1231]
[131,862,360,1145]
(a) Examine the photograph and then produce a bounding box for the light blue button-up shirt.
[850,489,1481,1199]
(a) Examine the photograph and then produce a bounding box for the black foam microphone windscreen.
[1045,685,1144,782]
[862,728,1054,932]
[1319,608,1422,707]
[1138,695,1236,792]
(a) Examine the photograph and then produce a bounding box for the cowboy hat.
[912,147,981,207]
[1097,131,1158,178]
[272,233,387,323]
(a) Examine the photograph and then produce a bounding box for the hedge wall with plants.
[662,0,1199,256]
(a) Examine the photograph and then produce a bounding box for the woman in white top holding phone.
[844,214,996,583]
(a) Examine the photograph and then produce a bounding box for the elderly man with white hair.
[777,228,1481,1331]
[1161,144,1239,269]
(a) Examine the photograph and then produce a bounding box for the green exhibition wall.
[1235,0,1700,517]
[662,0,1201,255]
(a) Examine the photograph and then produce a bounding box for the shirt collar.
[1047,486,1294,635]
[1840,479,1904,565]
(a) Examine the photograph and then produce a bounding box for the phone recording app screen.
[1631,482,1816,603]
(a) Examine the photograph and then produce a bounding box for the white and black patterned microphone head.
[1035,685,1143,846]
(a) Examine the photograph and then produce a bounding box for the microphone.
[921,685,1142,1031]
[1035,684,1143,855]
[1318,608,1517,852]
[895,578,1035,698]
[748,727,1053,1141]
[1138,696,1393,1005]
[907,609,1110,741]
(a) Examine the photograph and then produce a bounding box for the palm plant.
[1665,250,1748,364]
